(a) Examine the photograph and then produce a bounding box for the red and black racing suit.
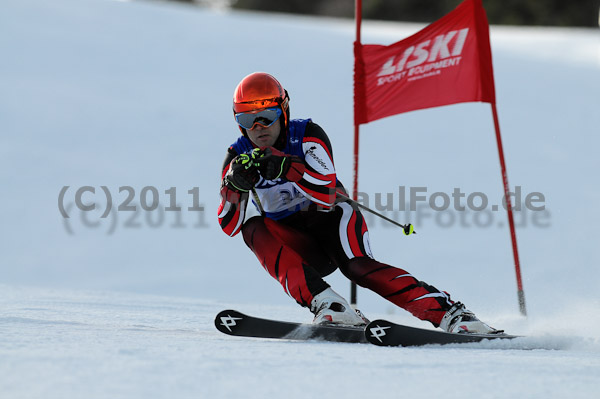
[218,120,453,327]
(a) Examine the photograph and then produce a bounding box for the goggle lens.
[235,107,282,130]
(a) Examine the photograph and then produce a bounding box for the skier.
[218,72,499,334]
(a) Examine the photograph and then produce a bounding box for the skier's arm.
[254,122,338,208]
[294,122,337,208]
[218,147,256,237]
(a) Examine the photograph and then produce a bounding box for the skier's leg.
[241,216,330,307]
[352,258,499,333]
[242,215,367,325]
[314,201,453,327]
[343,256,453,327]
[307,201,498,332]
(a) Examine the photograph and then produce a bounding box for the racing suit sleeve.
[293,122,338,208]
[217,147,249,237]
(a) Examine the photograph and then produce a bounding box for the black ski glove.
[253,147,305,182]
[223,153,260,193]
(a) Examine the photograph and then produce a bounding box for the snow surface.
[1,0,600,398]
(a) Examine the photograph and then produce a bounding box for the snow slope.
[1,0,600,398]
[1,284,598,399]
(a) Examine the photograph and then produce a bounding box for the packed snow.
[1,0,599,398]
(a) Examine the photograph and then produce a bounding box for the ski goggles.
[235,107,282,130]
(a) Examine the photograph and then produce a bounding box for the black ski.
[365,318,519,347]
[214,309,367,343]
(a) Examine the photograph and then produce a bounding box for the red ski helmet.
[233,72,290,135]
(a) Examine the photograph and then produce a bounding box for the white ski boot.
[439,302,501,334]
[310,287,369,326]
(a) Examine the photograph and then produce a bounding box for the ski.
[214,309,367,343]
[365,318,519,347]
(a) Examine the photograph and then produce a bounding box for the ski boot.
[310,287,369,326]
[439,302,502,334]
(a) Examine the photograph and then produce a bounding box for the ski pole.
[239,149,264,216]
[336,192,415,235]
[251,188,265,216]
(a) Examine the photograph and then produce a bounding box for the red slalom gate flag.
[354,0,495,125]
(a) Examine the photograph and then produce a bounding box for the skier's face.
[246,120,281,148]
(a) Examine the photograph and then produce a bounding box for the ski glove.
[223,153,260,193]
[253,147,305,182]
